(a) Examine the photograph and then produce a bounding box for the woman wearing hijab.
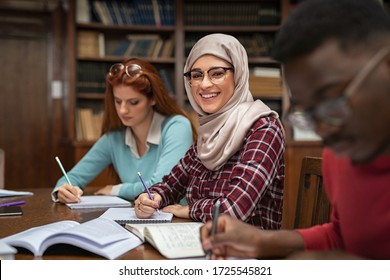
[134,33,285,229]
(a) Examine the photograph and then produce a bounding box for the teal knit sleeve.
[53,134,113,192]
[118,115,193,200]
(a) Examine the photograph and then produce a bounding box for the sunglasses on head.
[108,63,142,79]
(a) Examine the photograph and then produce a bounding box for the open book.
[125,222,205,259]
[1,217,142,259]
[100,207,173,226]
[66,195,131,209]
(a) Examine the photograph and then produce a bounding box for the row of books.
[110,34,174,58]
[76,61,174,96]
[76,62,110,93]
[77,0,175,26]
[183,1,281,26]
[77,31,175,59]
[76,108,104,141]
[184,33,275,57]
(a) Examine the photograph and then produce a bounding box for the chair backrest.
[294,156,331,229]
[0,149,4,188]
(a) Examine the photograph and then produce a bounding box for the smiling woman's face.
[189,55,235,114]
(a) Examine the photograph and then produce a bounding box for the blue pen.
[0,200,26,208]
[137,171,160,214]
[206,200,221,259]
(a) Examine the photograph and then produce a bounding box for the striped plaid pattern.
[149,116,285,229]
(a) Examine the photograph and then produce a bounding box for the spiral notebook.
[100,207,173,226]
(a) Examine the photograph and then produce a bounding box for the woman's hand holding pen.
[57,184,83,203]
[135,192,162,218]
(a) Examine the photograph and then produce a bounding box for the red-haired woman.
[52,58,196,203]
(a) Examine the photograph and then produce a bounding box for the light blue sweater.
[53,114,193,200]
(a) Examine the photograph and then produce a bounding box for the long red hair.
[101,58,197,182]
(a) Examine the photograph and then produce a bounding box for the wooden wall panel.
[0,5,66,189]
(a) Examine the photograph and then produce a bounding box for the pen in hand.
[206,200,221,259]
[137,171,161,214]
[55,156,79,200]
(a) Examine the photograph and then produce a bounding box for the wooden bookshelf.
[67,0,290,141]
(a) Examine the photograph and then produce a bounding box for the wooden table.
[0,188,191,260]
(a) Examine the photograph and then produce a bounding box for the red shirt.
[298,148,390,259]
[149,117,285,229]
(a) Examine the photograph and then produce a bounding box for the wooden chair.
[294,156,331,229]
[0,149,4,188]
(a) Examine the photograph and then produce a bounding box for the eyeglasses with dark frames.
[284,46,390,130]
[184,66,234,86]
[108,63,142,79]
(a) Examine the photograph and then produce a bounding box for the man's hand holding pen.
[135,192,162,218]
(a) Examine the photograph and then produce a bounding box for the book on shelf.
[125,222,205,259]
[159,68,174,96]
[87,0,175,26]
[77,30,105,57]
[160,37,174,58]
[108,34,174,59]
[183,1,280,26]
[1,217,142,259]
[126,34,161,57]
[100,207,173,226]
[110,38,130,56]
[76,108,103,141]
[152,0,161,26]
[76,0,90,23]
[76,62,108,93]
[66,195,131,209]
[249,67,283,97]
[150,38,164,58]
[92,0,112,25]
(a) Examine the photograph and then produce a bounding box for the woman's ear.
[150,98,156,106]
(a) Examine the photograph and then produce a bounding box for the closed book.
[66,195,131,209]
[77,31,103,57]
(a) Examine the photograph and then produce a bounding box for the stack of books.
[249,67,283,97]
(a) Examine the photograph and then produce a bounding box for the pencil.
[55,156,73,186]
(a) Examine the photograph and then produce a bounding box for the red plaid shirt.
[149,116,285,229]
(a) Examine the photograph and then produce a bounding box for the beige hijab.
[184,33,279,170]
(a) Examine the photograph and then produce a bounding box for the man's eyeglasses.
[184,66,234,86]
[108,63,142,79]
[285,46,390,130]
